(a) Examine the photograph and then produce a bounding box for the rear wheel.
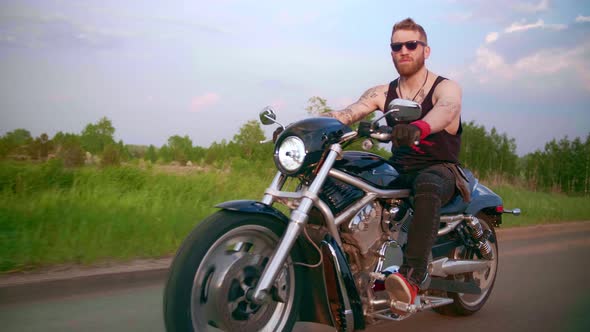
[434,213,499,316]
[163,210,303,331]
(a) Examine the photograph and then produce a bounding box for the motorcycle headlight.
[276,136,307,173]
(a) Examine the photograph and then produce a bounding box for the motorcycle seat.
[440,168,477,215]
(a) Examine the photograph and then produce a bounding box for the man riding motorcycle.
[324,17,465,309]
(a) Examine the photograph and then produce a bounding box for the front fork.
[249,144,343,304]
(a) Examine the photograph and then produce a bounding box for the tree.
[145,145,158,163]
[158,145,173,163]
[27,133,52,160]
[167,135,193,164]
[305,96,333,115]
[233,120,266,158]
[101,143,121,167]
[0,129,32,158]
[3,129,32,146]
[57,134,85,167]
[80,117,116,154]
[521,133,590,194]
[460,121,518,179]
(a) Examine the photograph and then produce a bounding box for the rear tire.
[433,213,499,316]
[163,210,303,331]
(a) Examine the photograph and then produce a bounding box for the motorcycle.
[163,99,521,331]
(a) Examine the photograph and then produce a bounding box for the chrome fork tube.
[261,171,287,205]
[250,144,343,304]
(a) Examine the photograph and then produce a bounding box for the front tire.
[163,210,303,331]
[434,213,499,316]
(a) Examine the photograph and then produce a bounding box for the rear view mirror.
[386,98,422,122]
[259,106,277,125]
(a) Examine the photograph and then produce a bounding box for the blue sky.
[0,0,588,155]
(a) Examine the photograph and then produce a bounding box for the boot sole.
[385,274,413,304]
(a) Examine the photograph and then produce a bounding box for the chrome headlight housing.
[275,136,307,174]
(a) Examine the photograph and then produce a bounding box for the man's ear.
[424,45,431,60]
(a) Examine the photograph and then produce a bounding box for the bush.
[58,140,85,168]
[101,144,121,167]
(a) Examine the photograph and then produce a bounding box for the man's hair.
[392,18,428,44]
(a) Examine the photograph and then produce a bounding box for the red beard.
[393,51,426,76]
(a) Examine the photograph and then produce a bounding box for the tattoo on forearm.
[359,101,371,109]
[340,108,356,124]
[325,108,358,125]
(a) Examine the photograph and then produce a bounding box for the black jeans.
[394,164,456,286]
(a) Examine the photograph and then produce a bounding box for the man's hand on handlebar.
[392,124,421,148]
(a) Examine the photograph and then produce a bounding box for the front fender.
[215,200,290,224]
[217,200,337,327]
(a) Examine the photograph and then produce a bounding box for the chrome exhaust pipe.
[430,258,491,278]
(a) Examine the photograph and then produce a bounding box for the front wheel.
[163,210,303,331]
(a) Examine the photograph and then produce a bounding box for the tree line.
[1,98,588,195]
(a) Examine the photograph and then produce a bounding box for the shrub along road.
[0,221,589,332]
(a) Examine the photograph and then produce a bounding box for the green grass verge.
[491,184,590,227]
[0,160,588,273]
[0,160,275,272]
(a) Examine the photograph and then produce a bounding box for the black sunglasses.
[390,40,427,52]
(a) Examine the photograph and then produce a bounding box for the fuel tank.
[334,151,401,189]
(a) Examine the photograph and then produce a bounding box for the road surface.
[1,222,589,332]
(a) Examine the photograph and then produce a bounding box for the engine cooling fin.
[319,177,364,215]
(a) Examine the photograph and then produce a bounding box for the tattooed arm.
[323,85,388,126]
[423,79,462,134]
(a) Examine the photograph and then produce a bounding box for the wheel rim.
[452,223,498,307]
[190,224,295,331]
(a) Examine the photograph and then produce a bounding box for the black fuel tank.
[334,151,401,189]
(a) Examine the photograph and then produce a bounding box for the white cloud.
[468,43,590,91]
[189,93,220,112]
[469,47,511,83]
[485,32,499,44]
[505,19,566,33]
[514,49,574,74]
[512,0,549,13]
[576,15,590,23]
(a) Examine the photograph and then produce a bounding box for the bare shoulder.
[434,78,462,99]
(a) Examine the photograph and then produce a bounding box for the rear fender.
[465,184,502,215]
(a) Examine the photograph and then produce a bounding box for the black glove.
[272,127,284,143]
[358,121,372,137]
[392,124,421,148]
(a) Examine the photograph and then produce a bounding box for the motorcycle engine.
[341,201,396,274]
[344,202,384,253]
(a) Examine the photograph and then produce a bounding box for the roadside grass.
[0,160,588,273]
[491,184,590,227]
[0,160,275,272]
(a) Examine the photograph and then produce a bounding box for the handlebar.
[358,122,419,146]
[370,131,392,142]
[358,121,393,143]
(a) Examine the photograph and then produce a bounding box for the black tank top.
[384,76,462,173]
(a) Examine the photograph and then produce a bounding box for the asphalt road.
[1,222,589,332]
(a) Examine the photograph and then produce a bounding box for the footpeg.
[390,296,454,314]
[368,295,455,322]
[391,300,416,313]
